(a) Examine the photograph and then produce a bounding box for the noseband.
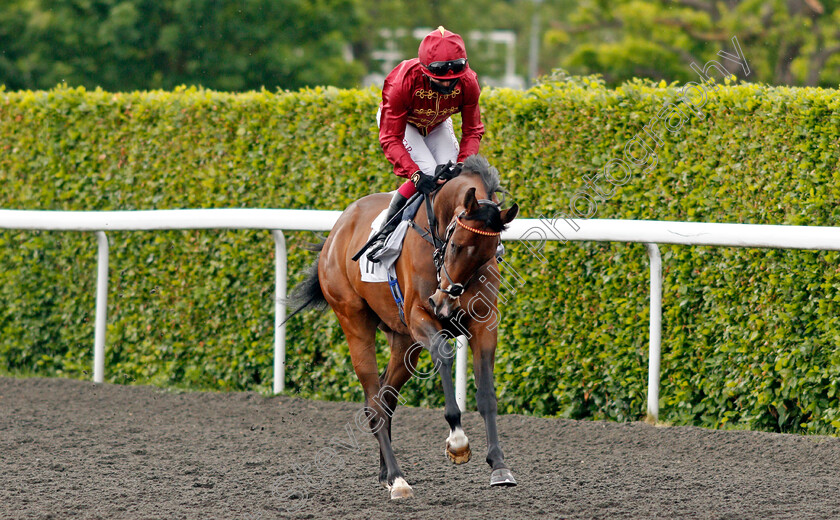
[433,200,502,299]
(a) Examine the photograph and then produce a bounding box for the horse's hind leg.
[335,309,413,499]
[376,331,421,487]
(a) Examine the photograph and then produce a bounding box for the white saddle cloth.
[360,208,411,283]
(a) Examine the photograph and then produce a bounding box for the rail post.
[93,231,109,384]
[645,243,662,423]
[272,230,287,394]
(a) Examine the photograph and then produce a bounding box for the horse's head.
[429,184,518,319]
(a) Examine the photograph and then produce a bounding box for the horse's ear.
[463,187,479,214]
[500,203,519,224]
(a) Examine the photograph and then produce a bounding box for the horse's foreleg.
[472,340,517,486]
[420,326,471,464]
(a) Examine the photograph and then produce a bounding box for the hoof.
[490,468,517,487]
[388,477,414,499]
[445,427,471,464]
[445,443,472,464]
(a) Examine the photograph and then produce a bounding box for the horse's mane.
[458,155,509,233]
[461,154,502,197]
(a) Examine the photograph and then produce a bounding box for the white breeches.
[377,107,459,176]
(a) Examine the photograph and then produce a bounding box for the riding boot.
[367,192,409,263]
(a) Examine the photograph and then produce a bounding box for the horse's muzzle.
[429,289,461,319]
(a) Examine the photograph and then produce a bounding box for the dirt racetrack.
[3,376,840,520]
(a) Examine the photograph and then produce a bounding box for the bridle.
[432,199,502,299]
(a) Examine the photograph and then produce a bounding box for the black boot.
[367,192,409,263]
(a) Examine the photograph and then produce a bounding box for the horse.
[287,154,519,499]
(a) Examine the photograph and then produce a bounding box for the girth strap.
[387,270,406,326]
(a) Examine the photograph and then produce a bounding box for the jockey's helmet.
[418,26,470,81]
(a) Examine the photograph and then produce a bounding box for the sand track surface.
[2,376,839,519]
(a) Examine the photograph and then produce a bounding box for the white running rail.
[3,209,840,421]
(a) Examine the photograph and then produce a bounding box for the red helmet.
[418,26,470,80]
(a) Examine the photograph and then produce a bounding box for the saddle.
[360,196,423,282]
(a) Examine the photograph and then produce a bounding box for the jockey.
[367,26,485,262]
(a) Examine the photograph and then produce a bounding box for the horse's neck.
[429,194,454,234]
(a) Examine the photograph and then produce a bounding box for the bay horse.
[287,155,519,499]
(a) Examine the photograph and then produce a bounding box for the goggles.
[424,58,468,76]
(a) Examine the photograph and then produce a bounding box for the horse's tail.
[282,239,328,324]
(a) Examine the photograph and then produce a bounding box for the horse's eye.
[450,242,459,252]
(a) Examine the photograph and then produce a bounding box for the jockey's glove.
[411,171,436,195]
[452,162,464,177]
[434,162,454,179]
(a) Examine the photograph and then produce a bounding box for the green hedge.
[2,78,840,434]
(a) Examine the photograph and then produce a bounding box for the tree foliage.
[548,0,840,87]
[3,1,839,90]
[0,0,366,91]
